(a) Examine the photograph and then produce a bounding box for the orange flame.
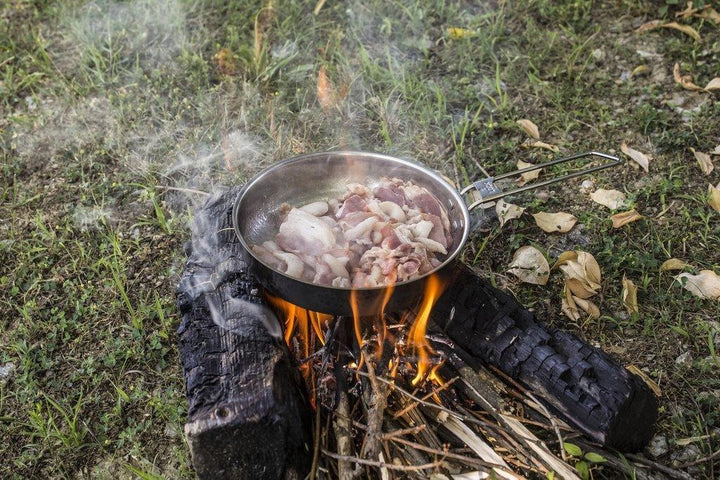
[407,275,446,386]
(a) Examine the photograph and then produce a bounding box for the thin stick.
[624,453,696,480]
[676,448,720,468]
[392,376,459,419]
[309,396,321,479]
[381,424,426,440]
[349,368,487,428]
[322,450,444,472]
[313,0,326,15]
[525,390,567,460]
[388,437,515,476]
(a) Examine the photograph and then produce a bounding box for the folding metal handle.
[460,151,622,211]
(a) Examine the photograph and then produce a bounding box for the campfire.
[177,185,659,479]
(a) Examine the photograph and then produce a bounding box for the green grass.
[1,0,719,477]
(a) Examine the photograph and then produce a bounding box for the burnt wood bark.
[431,263,658,452]
[176,187,312,480]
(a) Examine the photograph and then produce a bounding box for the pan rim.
[232,150,471,292]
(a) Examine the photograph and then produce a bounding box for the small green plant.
[563,442,607,480]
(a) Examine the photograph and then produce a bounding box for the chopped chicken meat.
[251,177,453,287]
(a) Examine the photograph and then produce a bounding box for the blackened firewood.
[432,263,658,452]
[176,187,312,479]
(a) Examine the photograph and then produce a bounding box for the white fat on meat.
[379,201,406,222]
[299,200,329,216]
[277,208,336,256]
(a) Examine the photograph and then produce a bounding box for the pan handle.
[459,151,621,211]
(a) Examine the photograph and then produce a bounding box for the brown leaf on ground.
[660,258,692,272]
[611,209,644,228]
[675,270,720,300]
[673,63,704,91]
[532,211,577,233]
[574,296,600,319]
[705,78,720,92]
[621,141,651,172]
[677,4,720,23]
[523,140,560,152]
[516,160,541,186]
[590,189,627,210]
[660,22,702,42]
[636,20,663,33]
[496,199,525,228]
[561,284,581,321]
[626,365,662,397]
[622,275,639,314]
[709,183,720,213]
[712,146,720,155]
[516,119,540,140]
[507,246,550,286]
[213,48,238,75]
[555,250,602,299]
[317,65,338,110]
[690,147,714,175]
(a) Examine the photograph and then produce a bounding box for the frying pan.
[233,151,620,316]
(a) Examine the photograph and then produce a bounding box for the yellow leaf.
[705,78,720,92]
[690,147,714,175]
[507,246,550,286]
[675,270,720,300]
[532,212,577,233]
[611,209,644,228]
[660,21,702,42]
[556,250,602,299]
[660,258,692,271]
[673,63,705,91]
[626,365,662,397]
[590,189,627,210]
[622,275,639,314]
[630,65,651,78]
[621,141,651,172]
[447,27,475,39]
[516,160,541,186]
[523,140,560,152]
[696,7,720,23]
[496,199,525,228]
[516,119,540,140]
[709,183,720,213]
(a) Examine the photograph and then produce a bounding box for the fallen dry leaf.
[705,78,720,92]
[712,146,720,155]
[626,365,662,397]
[590,189,627,210]
[574,296,600,319]
[677,3,720,23]
[516,160,541,186]
[317,65,346,110]
[660,21,702,42]
[690,147,714,175]
[523,140,560,152]
[213,47,238,75]
[622,275,639,314]
[675,270,720,300]
[561,285,581,321]
[516,119,540,140]
[621,141,650,172]
[496,199,525,228]
[532,211,577,233]
[709,183,720,213]
[631,65,651,78]
[507,246,550,286]
[636,20,663,33]
[611,209,644,228]
[673,63,704,91]
[660,258,692,271]
[555,250,602,299]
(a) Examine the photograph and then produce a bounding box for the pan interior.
[235,152,469,286]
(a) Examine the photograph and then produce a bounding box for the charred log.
[176,187,312,479]
[431,263,658,452]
